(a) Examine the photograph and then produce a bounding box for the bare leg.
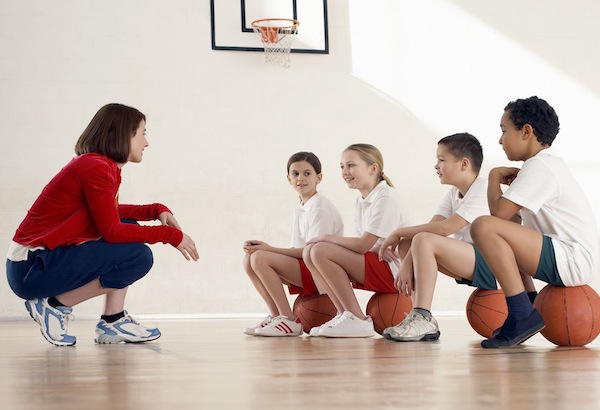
[308,242,367,319]
[303,245,344,313]
[56,278,114,309]
[470,216,543,297]
[244,253,279,316]
[410,233,477,310]
[250,250,303,319]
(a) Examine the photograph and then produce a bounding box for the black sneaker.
[481,309,545,348]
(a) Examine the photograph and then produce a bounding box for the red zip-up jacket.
[13,153,183,249]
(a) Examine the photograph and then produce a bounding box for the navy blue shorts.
[6,238,153,300]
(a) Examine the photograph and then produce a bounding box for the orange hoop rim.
[251,18,300,31]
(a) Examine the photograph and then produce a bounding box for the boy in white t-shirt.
[378,133,490,342]
[472,96,599,348]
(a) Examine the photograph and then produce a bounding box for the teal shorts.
[455,245,498,290]
[456,235,563,289]
[533,236,564,286]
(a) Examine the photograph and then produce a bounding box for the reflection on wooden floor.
[1,317,599,409]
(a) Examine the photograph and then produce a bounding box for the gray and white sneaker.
[383,310,440,342]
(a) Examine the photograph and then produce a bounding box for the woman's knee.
[129,244,154,281]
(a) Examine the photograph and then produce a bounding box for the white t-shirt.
[502,149,599,286]
[355,181,413,278]
[434,177,489,244]
[290,192,344,248]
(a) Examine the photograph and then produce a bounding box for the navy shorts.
[6,238,153,300]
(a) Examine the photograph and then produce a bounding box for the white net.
[252,19,299,68]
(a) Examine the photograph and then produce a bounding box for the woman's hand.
[177,233,199,261]
[159,212,182,230]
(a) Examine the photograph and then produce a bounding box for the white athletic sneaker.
[383,310,440,342]
[25,298,76,346]
[254,315,303,337]
[309,313,342,337]
[243,315,273,336]
[318,311,377,338]
[95,311,161,344]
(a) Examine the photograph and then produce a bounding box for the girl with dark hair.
[242,152,343,337]
[6,103,198,346]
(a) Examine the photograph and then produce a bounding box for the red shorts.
[288,259,319,296]
[352,252,397,293]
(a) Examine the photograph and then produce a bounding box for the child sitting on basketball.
[378,133,490,342]
[471,96,599,348]
[303,144,412,338]
[242,152,343,337]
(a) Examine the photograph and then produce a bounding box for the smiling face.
[435,144,462,185]
[340,149,378,197]
[287,160,322,203]
[127,119,148,163]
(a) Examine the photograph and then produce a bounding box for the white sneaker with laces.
[309,313,342,337]
[243,315,273,336]
[383,310,440,342]
[95,311,161,344]
[318,311,377,338]
[254,315,302,337]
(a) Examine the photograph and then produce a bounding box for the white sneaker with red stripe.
[254,315,303,337]
[243,315,273,336]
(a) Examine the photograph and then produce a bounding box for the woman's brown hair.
[75,103,146,163]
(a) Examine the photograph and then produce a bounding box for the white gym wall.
[0,0,598,319]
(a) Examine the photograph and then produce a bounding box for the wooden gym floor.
[1,316,599,410]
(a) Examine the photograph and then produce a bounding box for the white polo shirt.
[502,149,599,286]
[434,177,489,244]
[355,181,413,278]
[290,192,344,248]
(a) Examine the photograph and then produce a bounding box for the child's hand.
[306,234,330,245]
[177,233,198,261]
[378,246,398,263]
[378,232,400,261]
[159,211,182,230]
[493,167,520,186]
[394,268,414,296]
[243,240,268,254]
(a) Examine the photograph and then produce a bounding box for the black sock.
[48,296,65,308]
[528,291,538,304]
[413,307,432,318]
[101,311,125,323]
[506,292,534,321]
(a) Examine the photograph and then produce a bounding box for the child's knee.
[470,216,493,241]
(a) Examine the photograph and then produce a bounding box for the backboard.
[210,0,329,54]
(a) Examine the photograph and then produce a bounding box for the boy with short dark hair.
[471,96,599,348]
[379,132,491,342]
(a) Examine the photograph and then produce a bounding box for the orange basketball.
[293,294,337,334]
[366,292,413,335]
[466,288,508,338]
[533,284,600,346]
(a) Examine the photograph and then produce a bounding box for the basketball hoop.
[252,18,300,68]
